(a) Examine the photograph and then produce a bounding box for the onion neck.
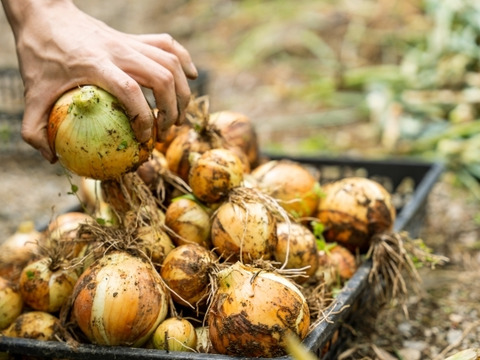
[72,86,102,113]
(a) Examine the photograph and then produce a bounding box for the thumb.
[21,105,57,163]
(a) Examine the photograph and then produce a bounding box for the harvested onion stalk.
[208,262,310,357]
[47,85,154,180]
[71,251,168,346]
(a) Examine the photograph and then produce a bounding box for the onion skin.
[189,148,244,204]
[160,243,217,307]
[46,212,93,256]
[47,85,154,180]
[252,160,321,219]
[316,177,396,252]
[71,251,168,347]
[0,276,23,330]
[208,262,310,357]
[164,197,212,249]
[151,317,197,352]
[18,257,78,313]
[274,222,319,283]
[317,244,357,282]
[211,189,277,263]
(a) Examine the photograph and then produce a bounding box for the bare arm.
[1,0,197,162]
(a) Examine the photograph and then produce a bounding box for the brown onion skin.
[160,243,217,307]
[274,222,319,283]
[189,148,244,204]
[316,177,396,252]
[209,111,260,169]
[251,160,321,219]
[71,251,168,347]
[211,191,277,263]
[208,262,310,357]
[164,197,212,249]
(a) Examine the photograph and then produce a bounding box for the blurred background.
[1,0,480,358]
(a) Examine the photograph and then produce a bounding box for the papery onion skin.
[211,190,277,263]
[47,85,154,180]
[0,276,23,330]
[71,251,168,347]
[189,148,244,204]
[151,317,197,352]
[274,222,319,283]
[316,177,396,252]
[18,257,78,313]
[252,160,321,219]
[164,197,212,249]
[208,262,310,357]
[160,243,217,307]
[2,311,63,341]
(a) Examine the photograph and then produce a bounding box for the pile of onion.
[47,85,154,180]
[208,262,310,357]
[316,177,396,252]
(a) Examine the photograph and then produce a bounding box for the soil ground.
[1,1,480,359]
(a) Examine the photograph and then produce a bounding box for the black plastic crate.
[0,155,444,360]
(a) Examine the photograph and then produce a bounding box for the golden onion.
[71,251,168,347]
[2,311,63,341]
[151,317,197,352]
[47,85,154,180]
[208,262,310,357]
[0,276,23,330]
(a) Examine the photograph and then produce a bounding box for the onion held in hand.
[208,262,310,357]
[47,85,154,180]
[71,251,168,347]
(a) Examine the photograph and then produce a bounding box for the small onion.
[164,197,212,249]
[316,177,396,252]
[2,311,63,341]
[46,212,94,256]
[252,160,321,219]
[71,251,168,347]
[160,243,217,307]
[136,225,175,266]
[47,85,154,180]
[209,110,260,168]
[274,222,319,283]
[188,148,244,204]
[208,262,310,357]
[0,276,23,330]
[211,187,277,263]
[18,256,78,313]
[151,317,197,352]
[317,244,357,283]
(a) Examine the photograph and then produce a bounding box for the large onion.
[316,177,396,252]
[18,256,78,313]
[71,251,168,346]
[47,85,154,180]
[160,243,217,307]
[0,276,23,330]
[251,160,321,219]
[274,222,319,283]
[208,262,310,357]
[211,187,277,263]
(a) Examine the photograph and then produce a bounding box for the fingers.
[134,33,198,79]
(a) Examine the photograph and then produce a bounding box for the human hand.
[2,0,197,162]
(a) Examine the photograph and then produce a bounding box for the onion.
[189,148,244,204]
[251,160,321,219]
[274,222,319,283]
[2,311,63,341]
[211,187,277,263]
[18,256,78,313]
[71,251,168,347]
[207,262,310,357]
[160,243,217,307]
[316,177,396,252]
[0,276,23,330]
[317,243,357,283]
[151,317,197,352]
[47,85,154,180]
[136,225,175,266]
[0,221,43,281]
[209,110,260,168]
[164,196,212,249]
[195,326,212,353]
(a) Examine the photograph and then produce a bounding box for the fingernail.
[188,62,198,78]
[139,128,152,143]
[40,148,55,163]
